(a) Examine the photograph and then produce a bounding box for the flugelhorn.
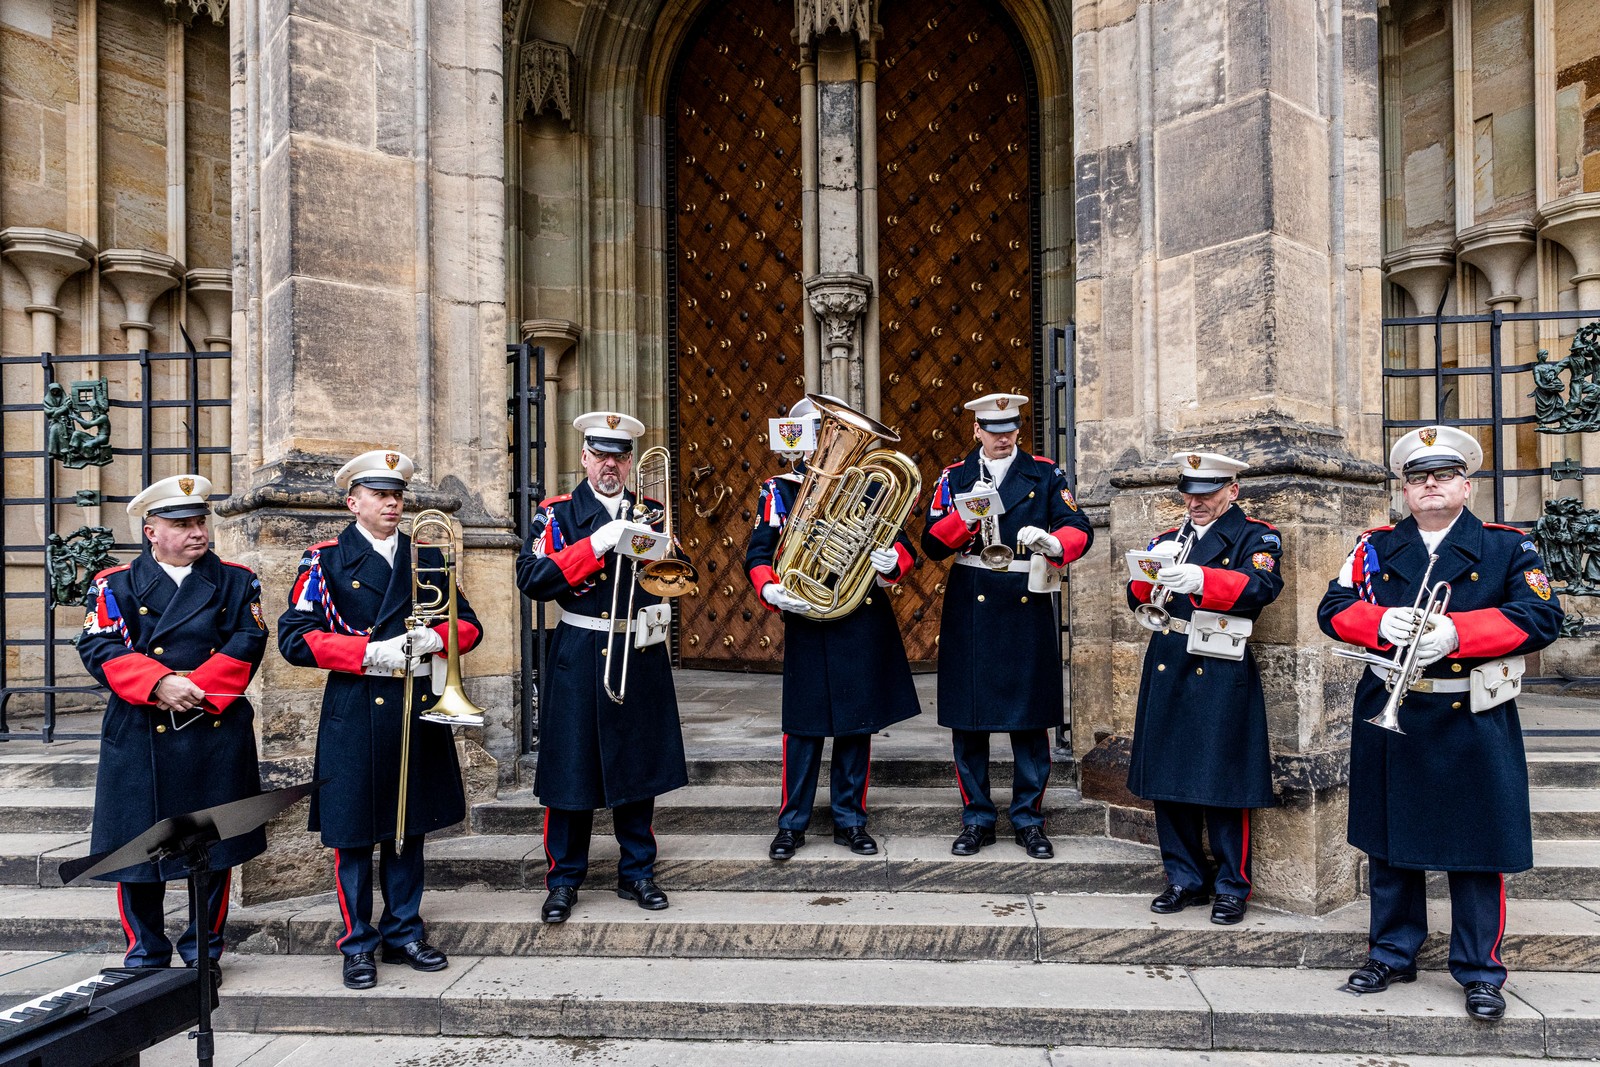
[396,509,485,855]
[772,394,922,620]
[1133,522,1196,632]
[603,445,697,705]
[1333,552,1453,735]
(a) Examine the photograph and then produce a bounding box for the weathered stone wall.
[1556,0,1600,197]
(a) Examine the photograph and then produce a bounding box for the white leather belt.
[1368,663,1470,694]
[560,614,633,634]
[362,660,431,679]
[955,556,1032,574]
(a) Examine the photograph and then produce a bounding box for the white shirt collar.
[355,522,398,565]
[1417,512,1463,554]
[981,451,1015,487]
[594,487,625,520]
[155,559,192,588]
[1189,518,1215,541]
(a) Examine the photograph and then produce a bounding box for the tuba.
[773,394,923,621]
[396,510,485,854]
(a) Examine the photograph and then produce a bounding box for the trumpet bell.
[1133,602,1172,632]
[980,544,1015,571]
[638,558,699,598]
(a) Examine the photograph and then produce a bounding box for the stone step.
[0,833,89,886]
[682,755,1076,790]
[472,785,1107,837]
[10,886,1599,973]
[0,746,100,789]
[1527,750,1600,789]
[1530,787,1600,839]
[5,952,1591,1056]
[0,788,94,833]
[425,833,1167,895]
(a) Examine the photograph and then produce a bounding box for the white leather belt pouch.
[1469,655,1524,713]
[1187,610,1251,660]
[634,604,670,650]
[1027,553,1061,594]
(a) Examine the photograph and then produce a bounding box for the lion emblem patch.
[1252,552,1275,572]
[630,534,656,555]
[1061,487,1077,510]
[385,452,399,470]
[1525,568,1551,600]
[1420,427,1437,447]
[607,414,622,430]
[1187,454,1202,469]
[178,476,195,495]
[1138,559,1162,581]
[967,498,992,517]
[777,421,805,449]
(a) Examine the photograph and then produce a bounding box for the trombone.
[1333,551,1453,735]
[602,446,698,704]
[396,509,485,854]
[1133,522,1197,633]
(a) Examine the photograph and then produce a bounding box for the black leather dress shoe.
[381,939,448,971]
[769,828,806,861]
[541,885,577,924]
[1464,981,1506,1021]
[1149,883,1210,914]
[342,951,377,990]
[833,826,878,855]
[1343,957,1418,994]
[1210,894,1248,925]
[186,958,223,990]
[951,825,996,856]
[617,878,669,910]
[1014,826,1054,860]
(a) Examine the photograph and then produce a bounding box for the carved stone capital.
[805,272,872,358]
[518,39,575,129]
[1456,219,1536,308]
[0,227,95,313]
[795,0,874,44]
[164,0,227,26]
[1382,242,1455,315]
[99,249,184,331]
[1540,193,1600,278]
[520,318,582,364]
[186,268,233,348]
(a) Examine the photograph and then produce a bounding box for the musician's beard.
[595,471,624,496]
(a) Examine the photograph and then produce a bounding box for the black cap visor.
[350,475,408,492]
[1401,454,1468,476]
[977,417,1022,434]
[585,435,634,455]
[147,502,211,520]
[1177,475,1232,495]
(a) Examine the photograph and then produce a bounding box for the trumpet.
[1333,551,1453,735]
[396,509,485,854]
[975,462,1014,571]
[603,445,698,705]
[1133,522,1196,632]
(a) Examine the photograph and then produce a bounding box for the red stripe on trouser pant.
[333,850,355,951]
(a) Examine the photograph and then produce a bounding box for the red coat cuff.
[882,542,914,584]
[1330,601,1387,649]
[554,540,605,586]
[1049,526,1089,567]
[102,653,172,706]
[1452,609,1529,659]
[1130,580,1154,604]
[930,511,976,549]
[749,564,780,612]
[1195,568,1249,611]
[431,619,482,655]
[305,631,369,674]
[187,653,253,714]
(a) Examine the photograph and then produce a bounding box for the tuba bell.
[772,394,922,621]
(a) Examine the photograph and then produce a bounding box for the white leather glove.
[408,626,444,656]
[589,518,631,558]
[1378,607,1424,647]
[870,546,900,576]
[1016,525,1062,558]
[1413,614,1459,667]
[762,583,813,614]
[1155,563,1203,596]
[364,633,409,673]
[1148,539,1184,560]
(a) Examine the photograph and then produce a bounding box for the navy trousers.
[117,870,232,967]
[1367,855,1508,987]
[333,837,427,957]
[778,733,871,831]
[543,799,657,889]
[952,727,1050,830]
[1153,801,1254,899]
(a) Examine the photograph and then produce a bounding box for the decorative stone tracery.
[163,0,226,26]
[795,0,873,44]
[805,272,872,402]
[518,39,575,128]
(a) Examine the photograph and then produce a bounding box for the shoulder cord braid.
[307,548,371,636]
[1354,532,1379,604]
[760,480,788,528]
[95,578,135,651]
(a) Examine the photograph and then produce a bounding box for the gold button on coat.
[865,597,873,605]
[1020,596,1028,603]
[1196,667,1204,675]
[139,606,149,615]
[977,595,985,602]
[213,720,221,728]
[352,580,360,589]
[156,725,167,733]
[1452,702,1462,709]
[1471,572,1480,581]
[153,647,164,655]
[1157,664,1166,672]
[375,697,385,705]
[1451,663,1462,673]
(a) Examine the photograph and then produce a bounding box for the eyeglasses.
[1403,468,1464,486]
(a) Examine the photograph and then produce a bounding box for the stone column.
[1383,243,1455,425]
[1071,0,1386,915]
[99,250,184,353]
[520,318,581,486]
[796,0,875,410]
[224,0,510,902]
[0,228,96,356]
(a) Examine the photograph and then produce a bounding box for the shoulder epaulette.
[540,493,573,506]
[942,461,963,472]
[1245,516,1279,531]
[1034,455,1055,464]
[94,563,132,580]
[221,560,257,573]
[1156,525,1181,538]
[1359,524,1395,537]
[1484,522,1523,533]
[308,539,337,550]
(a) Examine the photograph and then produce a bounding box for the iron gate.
[1382,297,1600,711]
[507,342,548,755]
[1046,322,1076,748]
[0,340,231,741]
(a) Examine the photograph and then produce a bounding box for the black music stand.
[58,782,320,1067]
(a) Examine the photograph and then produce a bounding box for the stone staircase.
[2,681,1599,1063]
